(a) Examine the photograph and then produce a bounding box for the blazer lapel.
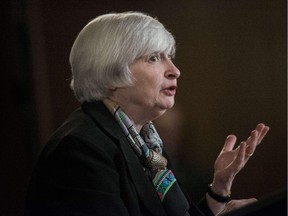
[82,101,166,216]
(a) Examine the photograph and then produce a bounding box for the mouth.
[161,85,177,96]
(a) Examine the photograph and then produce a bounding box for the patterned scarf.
[103,99,190,216]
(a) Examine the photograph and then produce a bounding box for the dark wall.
[1,0,286,215]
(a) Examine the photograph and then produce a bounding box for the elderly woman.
[25,12,269,216]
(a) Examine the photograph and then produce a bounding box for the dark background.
[1,0,286,215]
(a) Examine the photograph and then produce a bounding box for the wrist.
[211,178,232,196]
[207,184,231,203]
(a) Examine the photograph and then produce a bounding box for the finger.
[255,123,266,134]
[257,125,270,145]
[222,135,237,152]
[254,123,267,141]
[245,130,258,155]
[246,136,251,143]
[231,141,246,172]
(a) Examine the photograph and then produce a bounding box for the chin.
[153,99,175,115]
[159,102,174,110]
[165,99,175,109]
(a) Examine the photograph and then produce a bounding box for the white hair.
[69,11,176,102]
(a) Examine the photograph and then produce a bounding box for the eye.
[148,53,160,62]
[167,54,175,61]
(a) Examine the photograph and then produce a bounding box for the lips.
[161,85,177,96]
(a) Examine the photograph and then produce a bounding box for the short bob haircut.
[70,11,176,103]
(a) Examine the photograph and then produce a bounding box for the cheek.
[137,78,160,92]
[140,85,159,100]
[146,81,161,98]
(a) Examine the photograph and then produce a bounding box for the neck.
[120,105,151,132]
[106,98,166,132]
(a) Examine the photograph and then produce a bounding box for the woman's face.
[111,52,180,122]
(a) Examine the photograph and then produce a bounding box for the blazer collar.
[82,101,166,216]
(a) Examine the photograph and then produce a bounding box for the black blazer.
[25,101,213,216]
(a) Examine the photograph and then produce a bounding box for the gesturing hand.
[217,198,258,215]
[212,123,270,195]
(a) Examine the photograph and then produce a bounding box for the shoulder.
[41,104,121,162]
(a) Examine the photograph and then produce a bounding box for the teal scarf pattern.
[103,99,190,216]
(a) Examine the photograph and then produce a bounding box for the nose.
[165,60,181,79]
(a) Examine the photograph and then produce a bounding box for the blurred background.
[1,0,286,215]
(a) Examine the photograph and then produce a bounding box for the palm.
[215,147,239,175]
[212,124,269,189]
